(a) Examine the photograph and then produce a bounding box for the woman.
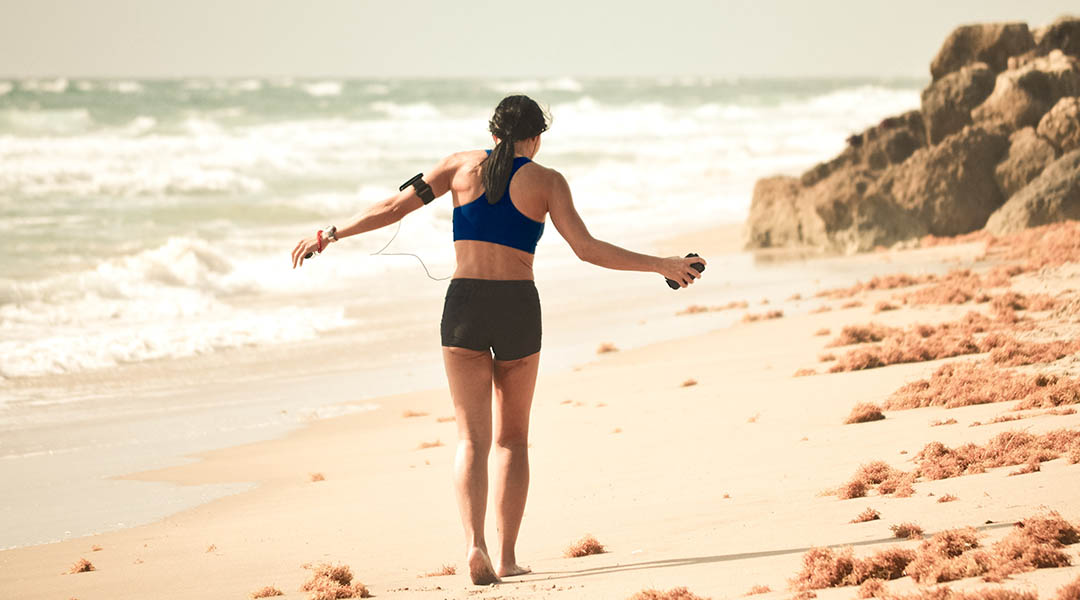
[291,95,706,585]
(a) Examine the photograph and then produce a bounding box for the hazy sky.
[2,0,1076,78]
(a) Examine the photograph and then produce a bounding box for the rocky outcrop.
[1034,16,1080,58]
[873,126,1009,236]
[831,186,927,253]
[972,51,1080,130]
[1037,96,1080,153]
[745,166,928,254]
[745,176,805,248]
[800,111,925,187]
[931,23,1034,80]
[745,15,1080,253]
[985,149,1080,234]
[994,127,1059,198]
[920,63,995,143]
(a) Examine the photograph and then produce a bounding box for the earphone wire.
[371,219,452,281]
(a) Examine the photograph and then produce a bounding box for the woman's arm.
[546,169,706,287]
[291,155,457,268]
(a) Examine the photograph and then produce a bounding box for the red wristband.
[317,230,324,253]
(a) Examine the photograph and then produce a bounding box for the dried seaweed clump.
[938,494,958,503]
[794,368,817,377]
[983,512,1078,581]
[931,418,959,427]
[742,310,783,323]
[789,546,859,589]
[1015,374,1080,410]
[309,472,325,482]
[980,414,1028,426]
[816,273,938,299]
[903,527,986,584]
[901,266,1025,308]
[815,328,831,336]
[839,479,868,500]
[854,461,896,485]
[985,220,1080,272]
[250,586,285,598]
[827,323,900,347]
[788,546,917,590]
[421,564,456,577]
[745,584,771,595]
[565,534,606,558]
[874,301,899,313]
[845,402,885,424]
[301,562,370,599]
[677,304,710,315]
[677,300,748,315]
[68,558,95,574]
[1007,460,1041,476]
[835,460,918,499]
[914,430,1080,481]
[597,342,619,354]
[851,508,881,523]
[628,587,711,600]
[886,362,1080,411]
[857,578,887,598]
[891,522,925,539]
[827,313,1006,373]
[1056,574,1080,600]
[681,378,699,387]
[988,338,1080,367]
[900,588,1037,600]
[990,292,1057,316]
[900,269,987,306]
[877,470,917,497]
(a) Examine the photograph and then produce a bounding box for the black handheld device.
[666,252,705,290]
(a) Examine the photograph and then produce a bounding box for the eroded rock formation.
[745,16,1080,253]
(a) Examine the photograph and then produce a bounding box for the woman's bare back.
[448,149,551,281]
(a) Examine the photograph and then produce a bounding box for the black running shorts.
[440,278,541,360]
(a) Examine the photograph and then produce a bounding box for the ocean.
[0,76,924,380]
[0,76,929,548]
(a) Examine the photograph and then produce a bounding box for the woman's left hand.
[291,234,324,268]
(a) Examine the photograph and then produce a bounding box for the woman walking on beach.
[291,95,705,584]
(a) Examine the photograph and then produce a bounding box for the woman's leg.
[442,345,499,585]
[491,350,540,577]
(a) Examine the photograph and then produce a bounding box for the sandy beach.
[3,222,1079,600]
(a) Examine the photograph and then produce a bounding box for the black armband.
[400,173,436,205]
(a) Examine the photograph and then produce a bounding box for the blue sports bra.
[452,151,545,254]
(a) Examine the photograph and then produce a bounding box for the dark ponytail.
[483,95,550,204]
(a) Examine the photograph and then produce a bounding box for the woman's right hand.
[658,255,707,288]
[291,233,323,269]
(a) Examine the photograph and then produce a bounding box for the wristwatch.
[324,225,338,243]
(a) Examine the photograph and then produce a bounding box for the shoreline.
[0,223,988,552]
[0,221,753,552]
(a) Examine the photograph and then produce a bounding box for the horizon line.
[0,72,931,82]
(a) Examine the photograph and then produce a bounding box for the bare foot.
[467,547,500,585]
[496,563,532,578]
